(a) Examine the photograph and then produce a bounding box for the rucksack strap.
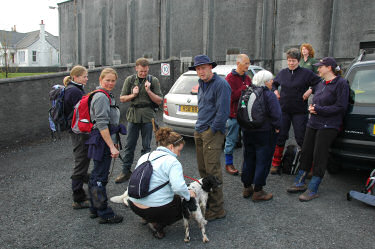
[146,151,169,195]
[87,89,115,124]
[148,181,170,195]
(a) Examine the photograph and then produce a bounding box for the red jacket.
[225,69,252,118]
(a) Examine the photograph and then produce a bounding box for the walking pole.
[151,118,159,146]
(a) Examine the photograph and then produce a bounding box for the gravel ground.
[1,122,374,249]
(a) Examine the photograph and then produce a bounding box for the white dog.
[182,175,221,243]
[109,175,221,243]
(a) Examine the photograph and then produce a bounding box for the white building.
[0,21,59,67]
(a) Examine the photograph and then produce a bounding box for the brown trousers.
[194,128,225,213]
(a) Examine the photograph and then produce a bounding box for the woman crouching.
[128,127,195,239]
[241,70,282,201]
[287,57,349,201]
[86,68,126,224]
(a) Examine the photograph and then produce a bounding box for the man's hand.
[145,81,151,92]
[132,85,139,95]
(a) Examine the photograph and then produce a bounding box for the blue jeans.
[121,122,153,173]
[224,118,240,155]
[88,146,115,218]
[241,130,277,187]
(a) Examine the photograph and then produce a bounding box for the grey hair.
[252,70,274,87]
[286,48,301,61]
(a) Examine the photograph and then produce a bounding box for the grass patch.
[0,72,53,79]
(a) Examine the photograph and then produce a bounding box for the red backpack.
[71,89,111,134]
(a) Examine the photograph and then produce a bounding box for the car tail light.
[163,98,169,116]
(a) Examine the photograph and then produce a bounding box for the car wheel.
[327,154,342,174]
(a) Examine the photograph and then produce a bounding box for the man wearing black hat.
[190,55,231,221]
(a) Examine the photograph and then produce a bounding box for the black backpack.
[128,152,169,199]
[48,84,73,133]
[281,145,301,175]
[237,86,266,130]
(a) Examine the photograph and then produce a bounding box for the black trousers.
[70,132,90,202]
[299,127,338,178]
[128,195,183,227]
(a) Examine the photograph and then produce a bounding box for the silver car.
[163,65,264,136]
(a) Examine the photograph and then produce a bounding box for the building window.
[32,51,37,62]
[10,53,15,63]
[18,51,25,63]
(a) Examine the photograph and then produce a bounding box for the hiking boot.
[287,183,307,193]
[243,186,254,198]
[98,214,123,224]
[89,210,98,219]
[72,200,90,209]
[299,189,319,202]
[270,166,280,175]
[225,165,239,175]
[205,209,226,221]
[115,171,132,184]
[252,190,273,202]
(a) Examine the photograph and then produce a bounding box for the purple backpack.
[128,152,169,199]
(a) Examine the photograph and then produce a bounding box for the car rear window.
[347,64,375,105]
[169,74,226,94]
[169,75,200,94]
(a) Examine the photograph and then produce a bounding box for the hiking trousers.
[70,132,90,202]
[194,128,225,213]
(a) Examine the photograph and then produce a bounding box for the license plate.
[180,105,198,113]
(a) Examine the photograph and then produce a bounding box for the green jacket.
[299,56,318,74]
[121,74,162,123]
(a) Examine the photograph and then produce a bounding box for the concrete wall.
[58,0,375,73]
[0,58,180,149]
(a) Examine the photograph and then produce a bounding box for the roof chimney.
[14,25,16,32]
[40,20,46,41]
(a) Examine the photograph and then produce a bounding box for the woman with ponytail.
[63,65,91,209]
[128,127,195,239]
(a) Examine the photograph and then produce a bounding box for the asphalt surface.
[1,118,374,249]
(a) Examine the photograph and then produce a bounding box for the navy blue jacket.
[64,81,85,120]
[195,73,231,134]
[273,66,321,114]
[308,76,349,131]
[86,124,127,161]
[242,87,282,132]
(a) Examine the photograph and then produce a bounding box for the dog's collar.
[184,175,202,186]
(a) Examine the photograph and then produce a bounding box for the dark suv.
[328,52,375,173]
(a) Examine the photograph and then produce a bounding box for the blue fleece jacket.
[308,76,349,130]
[195,73,231,134]
[273,66,321,114]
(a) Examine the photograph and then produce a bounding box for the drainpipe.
[260,0,267,68]
[271,0,277,73]
[328,0,337,57]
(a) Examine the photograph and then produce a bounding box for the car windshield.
[347,65,375,105]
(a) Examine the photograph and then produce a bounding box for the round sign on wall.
[161,63,170,76]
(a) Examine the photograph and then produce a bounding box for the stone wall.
[0,58,180,148]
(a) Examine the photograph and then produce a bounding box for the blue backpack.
[128,152,169,199]
[48,84,74,133]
